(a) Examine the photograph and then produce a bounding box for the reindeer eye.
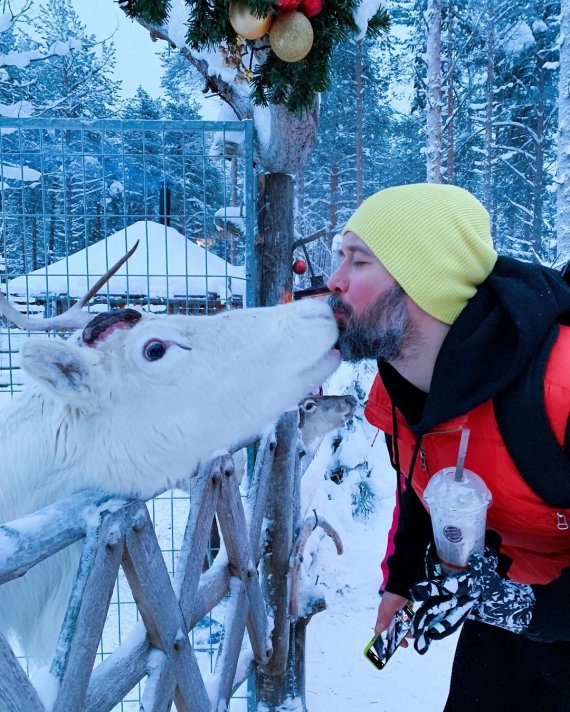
[304,400,317,412]
[143,339,167,361]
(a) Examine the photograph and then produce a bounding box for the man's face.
[327,231,415,362]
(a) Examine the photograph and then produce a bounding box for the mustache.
[328,293,353,318]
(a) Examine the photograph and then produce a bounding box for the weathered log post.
[256,410,300,706]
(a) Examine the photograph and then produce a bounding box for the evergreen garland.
[121,0,390,114]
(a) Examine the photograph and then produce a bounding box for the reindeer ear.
[20,339,94,399]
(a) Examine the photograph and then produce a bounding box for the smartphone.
[364,604,413,670]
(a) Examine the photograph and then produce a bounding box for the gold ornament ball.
[229,2,273,40]
[270,11,314,63]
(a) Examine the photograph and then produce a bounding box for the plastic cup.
[423,467,492,575]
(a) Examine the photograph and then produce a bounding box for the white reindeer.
[0,248,340,663]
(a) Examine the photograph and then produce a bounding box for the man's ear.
[20,338,96,400]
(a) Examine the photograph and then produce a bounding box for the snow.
[214,205,246,234]
[0,100,33,126]
[107,180,123,196]
[0,12,12,34]
[6,220,246,300]
[0,38,81,68]
[532,20,548,35]
[0,163,41,182]
[0,529,17,559]
[300,362,458,710]
[504,22,536,57]
[353,0,387,41]
[209,104,246,157]
[253,105,272,154]
[166,0,192,49]
[33,666,60,711]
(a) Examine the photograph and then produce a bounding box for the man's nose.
[327,265,346,293]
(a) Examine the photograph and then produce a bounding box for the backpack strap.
[494,324,570,509]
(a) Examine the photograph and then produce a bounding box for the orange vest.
[365,326,570,586]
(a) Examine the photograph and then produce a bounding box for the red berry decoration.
[292,259,308,275]
[276,0,301,10]
[300,0,323,17]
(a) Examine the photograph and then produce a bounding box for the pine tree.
[0,0,123,274]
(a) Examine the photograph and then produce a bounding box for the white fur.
[0,298,339,663]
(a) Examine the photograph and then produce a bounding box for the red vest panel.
[365,327,570,585]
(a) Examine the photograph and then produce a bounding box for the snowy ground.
[304,487,458,711]
[301,363,459,711]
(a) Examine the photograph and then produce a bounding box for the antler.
[0,241,139,332]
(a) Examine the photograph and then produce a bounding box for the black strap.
[494,324,570,508]
[390,401,422,506]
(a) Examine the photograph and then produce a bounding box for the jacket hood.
[409,256,570,434]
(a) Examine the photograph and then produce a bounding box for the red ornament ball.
[292,259,308,275]
[300,0,323,17]
[276,0,301,10]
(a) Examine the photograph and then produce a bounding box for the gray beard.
[329,286,414,363]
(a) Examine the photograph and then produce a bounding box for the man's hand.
[375,591,410,646]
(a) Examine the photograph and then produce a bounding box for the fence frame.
[0,427,284,712]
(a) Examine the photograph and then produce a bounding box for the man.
[327,183,570,711]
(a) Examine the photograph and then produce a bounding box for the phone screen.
[364,605,413,670]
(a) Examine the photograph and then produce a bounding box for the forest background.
[0,0,560,273]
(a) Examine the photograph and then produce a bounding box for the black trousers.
[444,620,570,712]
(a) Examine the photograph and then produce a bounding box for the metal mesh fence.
[0,117,256,710]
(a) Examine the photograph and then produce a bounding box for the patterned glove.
[410,540,535,655]
[466,550,535,632]
[411,565,476,654]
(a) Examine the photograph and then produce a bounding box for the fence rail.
[0,426,286,712]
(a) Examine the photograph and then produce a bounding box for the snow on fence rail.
[0,427,279,712]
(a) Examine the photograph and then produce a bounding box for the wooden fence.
[0,409,342,712]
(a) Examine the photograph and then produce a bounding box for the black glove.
[411,537,535,655]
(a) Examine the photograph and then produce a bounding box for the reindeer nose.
[82,308,142,345]
[345,395,357,407]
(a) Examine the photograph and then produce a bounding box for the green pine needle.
[121,0,391,112]
[120,0,171,24]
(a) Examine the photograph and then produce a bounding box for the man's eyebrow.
[337,245,374,258]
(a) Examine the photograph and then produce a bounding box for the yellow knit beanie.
[342,183,497,325]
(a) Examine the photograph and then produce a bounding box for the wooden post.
[256,411,299,707]
[256,173,295,307]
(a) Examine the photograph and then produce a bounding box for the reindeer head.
[298,394,357,461]
[2,246,340,497]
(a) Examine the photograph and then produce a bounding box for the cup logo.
[443,525,463,543]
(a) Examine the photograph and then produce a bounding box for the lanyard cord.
[391,401,423,506]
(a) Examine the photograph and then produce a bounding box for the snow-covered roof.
[7,220,245,300]
[214,206,246,234]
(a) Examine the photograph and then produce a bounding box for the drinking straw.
[454,427,470,482]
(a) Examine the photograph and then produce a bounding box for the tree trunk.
[484,0,496,240]
[231,157,239,265]
[297,169,306,237]
[329,164,339,238]
[533,62,545,258]
[426,0,443,183]
[254,173,295,307]
[558,0,570,261]
[446,0,454,184]
[355,40,364,206]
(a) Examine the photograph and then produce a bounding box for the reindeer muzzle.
[82,308,142,346]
